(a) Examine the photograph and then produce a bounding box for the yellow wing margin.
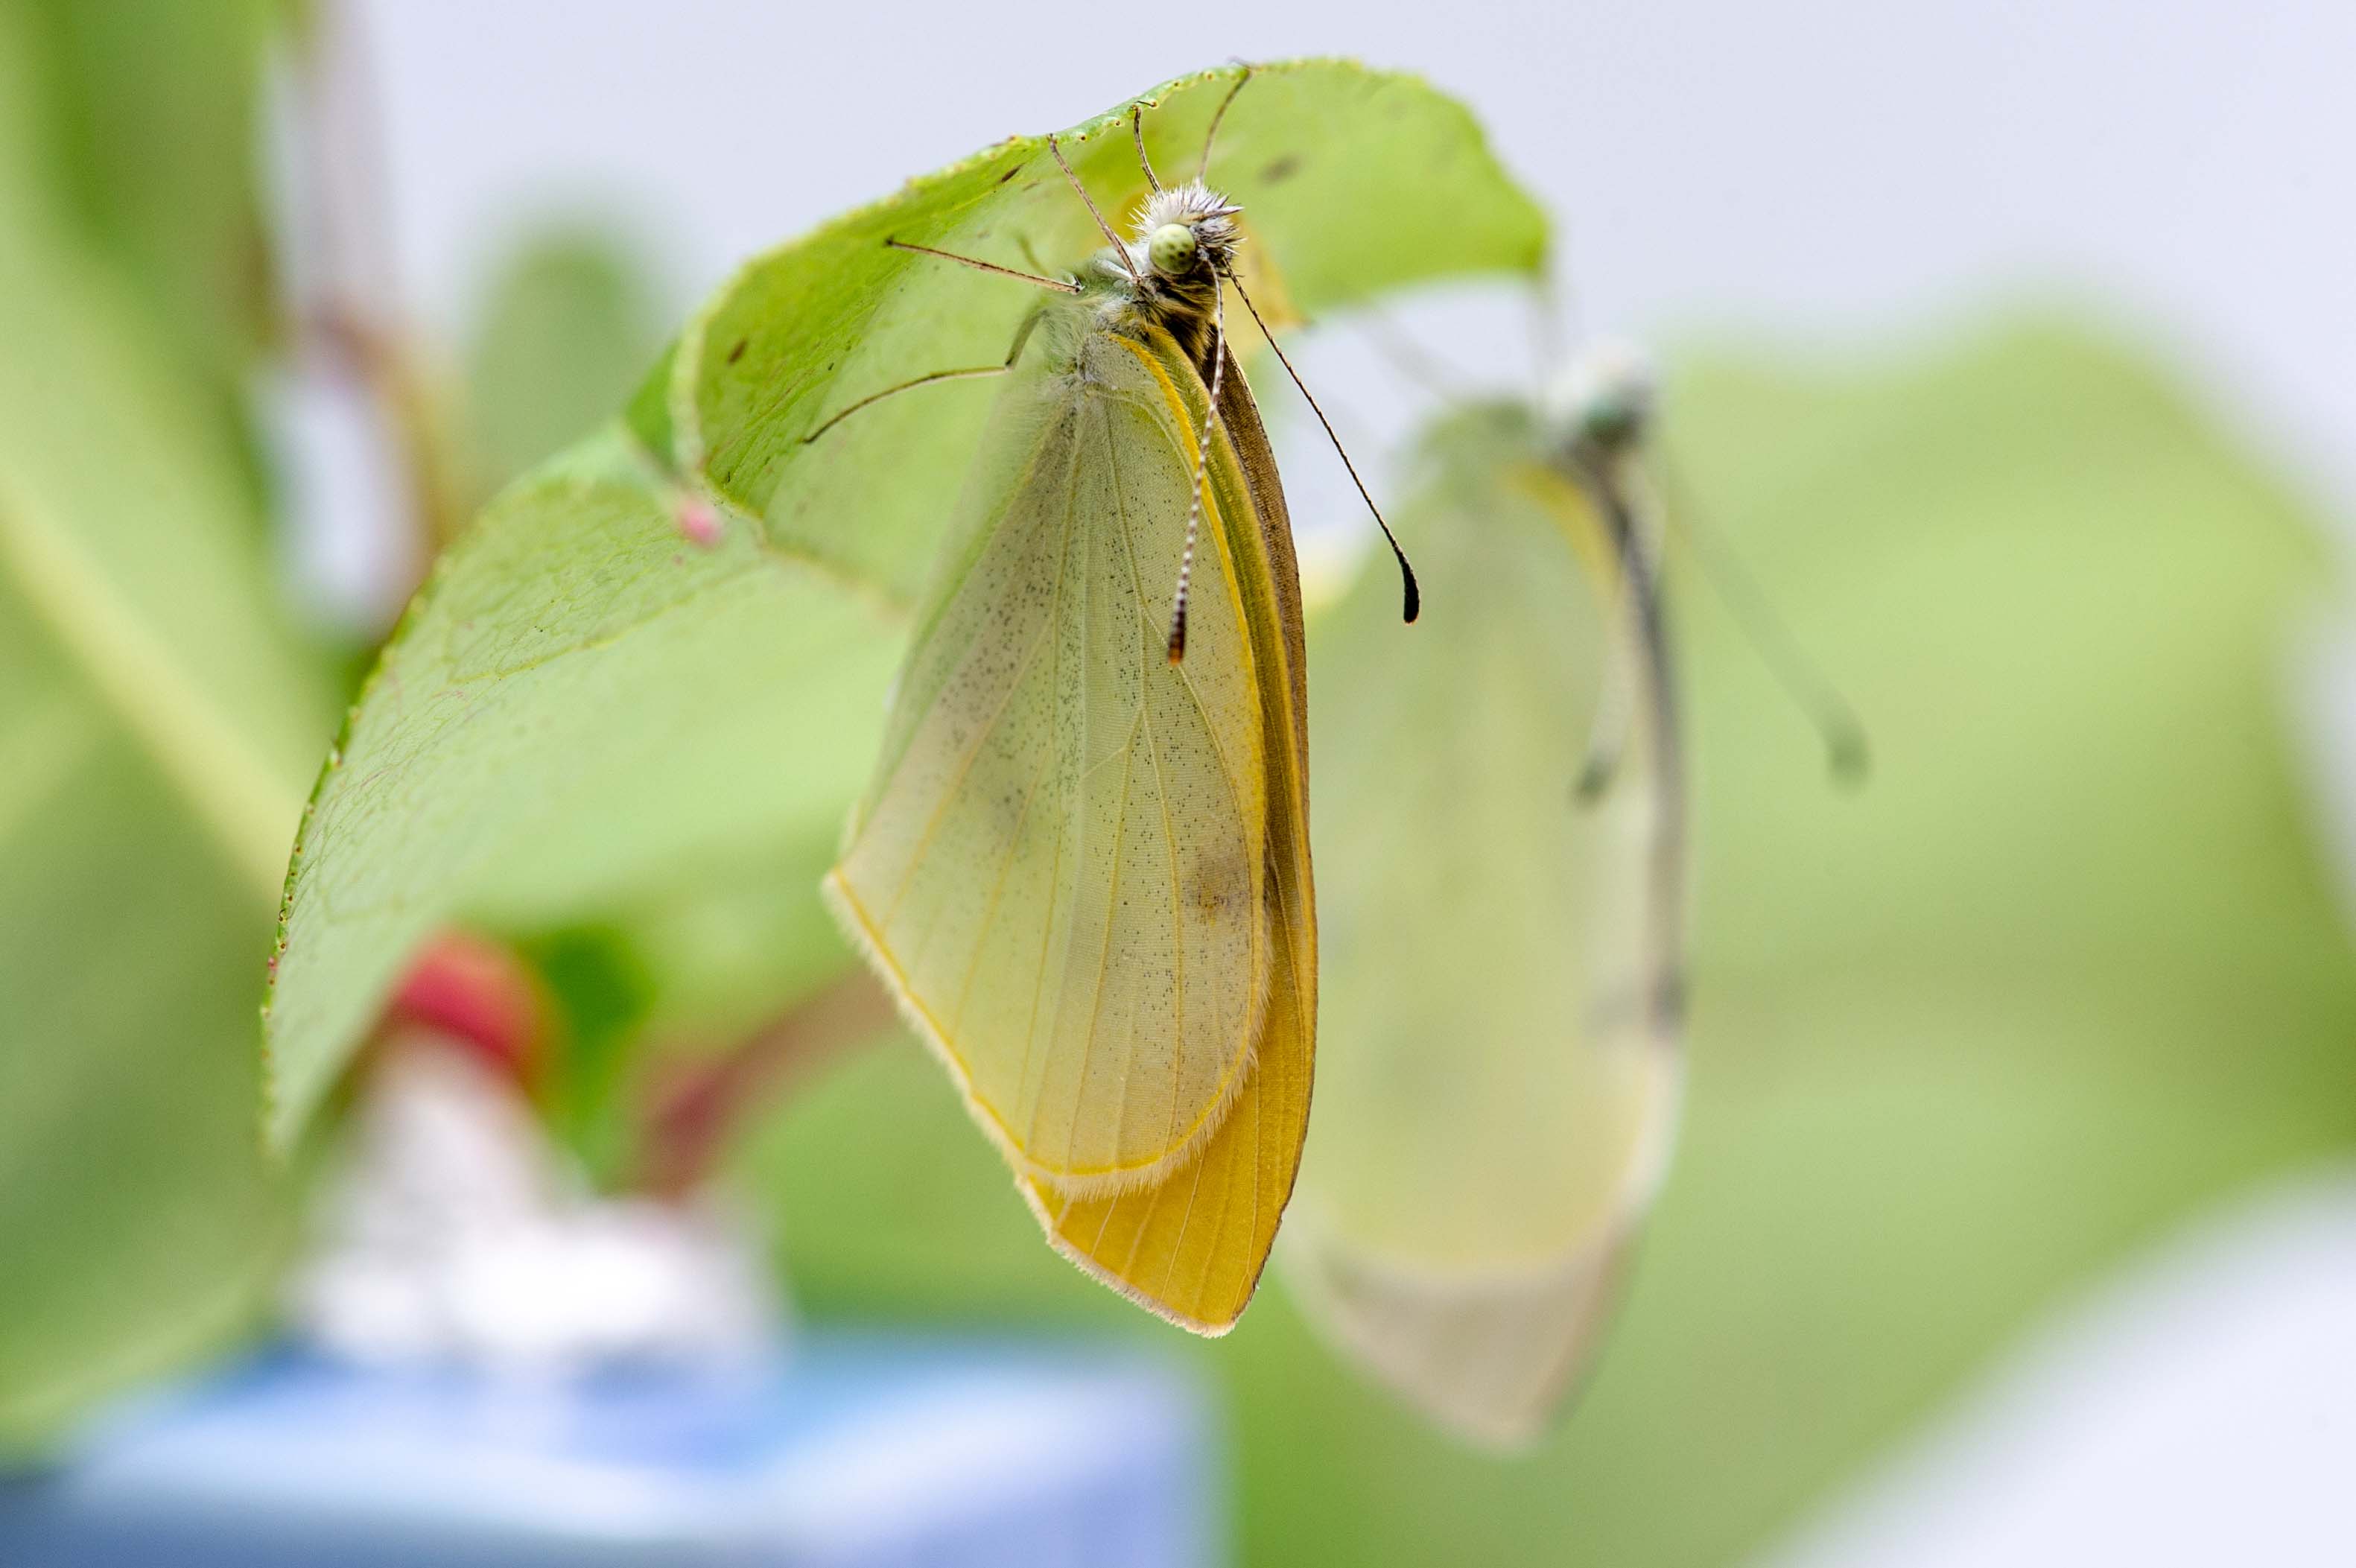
[1022,329,1317,1334]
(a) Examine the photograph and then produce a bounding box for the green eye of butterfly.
[1148,221,1198,276]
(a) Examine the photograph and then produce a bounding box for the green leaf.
[730,314,2356,1565]
[658,58,1547,603]
[463,223,667,495]
[262,433,907,1148]
[264,60,1547,1148]
[0,7,332,1451]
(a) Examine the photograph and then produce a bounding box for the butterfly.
[816,72,1415,1333]
[1280,341,1689,1444]
[1286,331,1866,1443]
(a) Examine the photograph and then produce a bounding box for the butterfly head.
[1132,182,1243,283]
[1549,339,1657,457]
[1108,183,1243,367]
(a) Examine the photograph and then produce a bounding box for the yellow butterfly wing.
[1020,333,1316,1335]
[829,314,1312,1330]
[1284,403,1682,1442]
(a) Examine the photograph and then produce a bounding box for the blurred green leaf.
[0,7,332,1452]
[732,314,2356,1565]
[464,223,665,495]
[512,924,656,1184]
[264,60,1549,1148]
[14,0,287,486]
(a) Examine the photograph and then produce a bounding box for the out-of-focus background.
[4,1,2355,1564]
[349,2,2356,501]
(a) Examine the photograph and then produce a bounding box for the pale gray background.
[358,1,2356,514]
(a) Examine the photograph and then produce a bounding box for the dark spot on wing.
[1260,154,1301,184]
[1186,842,1252,923]
[999,163,1023,184]
[725,337,747,365]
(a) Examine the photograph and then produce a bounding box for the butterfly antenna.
[1168,285,1230,663]
[1131,104,1162,193]
[1357,305,1467,401]
[1198,63,1254,180]
[1048,135,1140,284]
[1231,276,1420,623]
[1656,451,1869,785]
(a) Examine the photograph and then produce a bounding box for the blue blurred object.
[0,1334,1217,1567]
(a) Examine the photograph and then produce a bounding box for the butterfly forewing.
[830,318,1273,1197]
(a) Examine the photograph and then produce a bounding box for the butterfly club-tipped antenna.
[1231,276,1421,628]
[1642,439,1869,788]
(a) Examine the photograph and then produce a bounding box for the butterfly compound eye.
[1147,222,1199,276]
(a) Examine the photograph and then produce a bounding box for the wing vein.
[877,415,1082,929]
[944,727,1060,1043]
[1046,706,1138,1157]
[1010,406,1090,1125]
[1102,407,1201,1158]
[1101,401,1196,1167]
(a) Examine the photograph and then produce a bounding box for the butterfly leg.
[1047,135,1140,283]
[1571,458,1656,804]
[881,237,1080,294]
[802,307,1047,445]
[1573,635,1633,804]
